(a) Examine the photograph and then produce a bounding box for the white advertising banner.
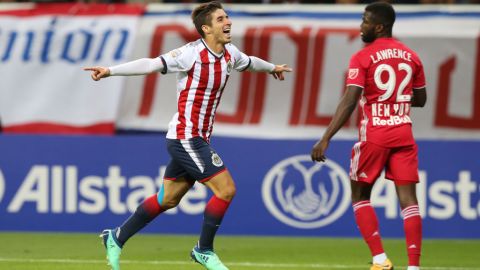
[1,4,479,139]
[0,4,142,133]
[117,5,480,140]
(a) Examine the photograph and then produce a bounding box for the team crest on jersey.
[211,151,224,167]
[169,49,182,58]
[227,60,233,74]
[348,68,359,79]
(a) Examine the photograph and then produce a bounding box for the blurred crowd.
[160,0,479,3]
[1,0,479,4]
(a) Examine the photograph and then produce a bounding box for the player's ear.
[202,24,210,35]
[375,24,384,35]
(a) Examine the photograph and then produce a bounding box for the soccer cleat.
[190,246,229,270]
[370,258,394,270]
[100,229,122,270]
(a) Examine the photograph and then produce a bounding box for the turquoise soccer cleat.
[190,246,229,270]
[100,229,122,270]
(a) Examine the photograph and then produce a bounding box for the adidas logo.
[359,172,368,178]
[200,255,209,263]
[409,244,417,249]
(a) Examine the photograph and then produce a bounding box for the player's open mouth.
[223,28,231,38]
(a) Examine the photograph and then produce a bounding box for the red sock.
[402,205,422,266]
[142,194,165,217]
[205,195,231,217]
[353,200,384,256]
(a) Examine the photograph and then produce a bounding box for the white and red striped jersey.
[160,39,250,142]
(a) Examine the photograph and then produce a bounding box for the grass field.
[0,232,479,270]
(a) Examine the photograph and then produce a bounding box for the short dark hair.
[191,1,224,38]
[365,2,396,30]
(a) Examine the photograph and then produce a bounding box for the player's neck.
[203,38,224,55]
[376,33,392,39]
[372,35,392,42]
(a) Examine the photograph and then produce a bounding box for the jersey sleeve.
[346,52,367,89]
[227,43,251,72]
[412,57,426,89]
[160,43,197,74]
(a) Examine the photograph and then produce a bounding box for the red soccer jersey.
[346,37,426,147]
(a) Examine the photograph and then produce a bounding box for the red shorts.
[349,141,419,184]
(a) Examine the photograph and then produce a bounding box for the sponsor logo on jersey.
[372,115,412,126]
[262,155,351,229]
[348,68,359,79]
[211,152,224,167]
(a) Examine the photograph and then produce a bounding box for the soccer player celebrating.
[311,2,426,270]
[84,2,291,270]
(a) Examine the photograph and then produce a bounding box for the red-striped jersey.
[346,37,426,147]
[160,39,251,142]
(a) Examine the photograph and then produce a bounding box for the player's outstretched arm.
[270,64,293,81]
[83,58,164,81]
[246,56,292,80]
[311,86,362,162]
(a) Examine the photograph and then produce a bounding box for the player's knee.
[159,196,180,209]
[350,180,372,203]
[399,198,418,209]
[351,191,370,203]
[216,185,236,202]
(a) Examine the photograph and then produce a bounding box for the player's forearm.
[321,97,357,142]
[109,58,164,76]
[247,56,275,72]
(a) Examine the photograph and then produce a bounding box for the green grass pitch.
[0,232,479,270]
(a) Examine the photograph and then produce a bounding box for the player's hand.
[83,66,111,81]
[270,64,292,81]
[311,139,329,162]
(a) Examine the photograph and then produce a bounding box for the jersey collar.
[201,39,224,59]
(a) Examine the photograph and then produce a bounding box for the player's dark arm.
[311,86,363,162]
[411,87,427,107]
[320,85,363,142]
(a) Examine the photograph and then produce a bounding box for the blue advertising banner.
[0,135,478,238]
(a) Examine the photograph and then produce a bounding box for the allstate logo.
[0,168,5,205]
[262,155,351,229]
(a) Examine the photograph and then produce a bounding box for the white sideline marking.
[0,257,478,270]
